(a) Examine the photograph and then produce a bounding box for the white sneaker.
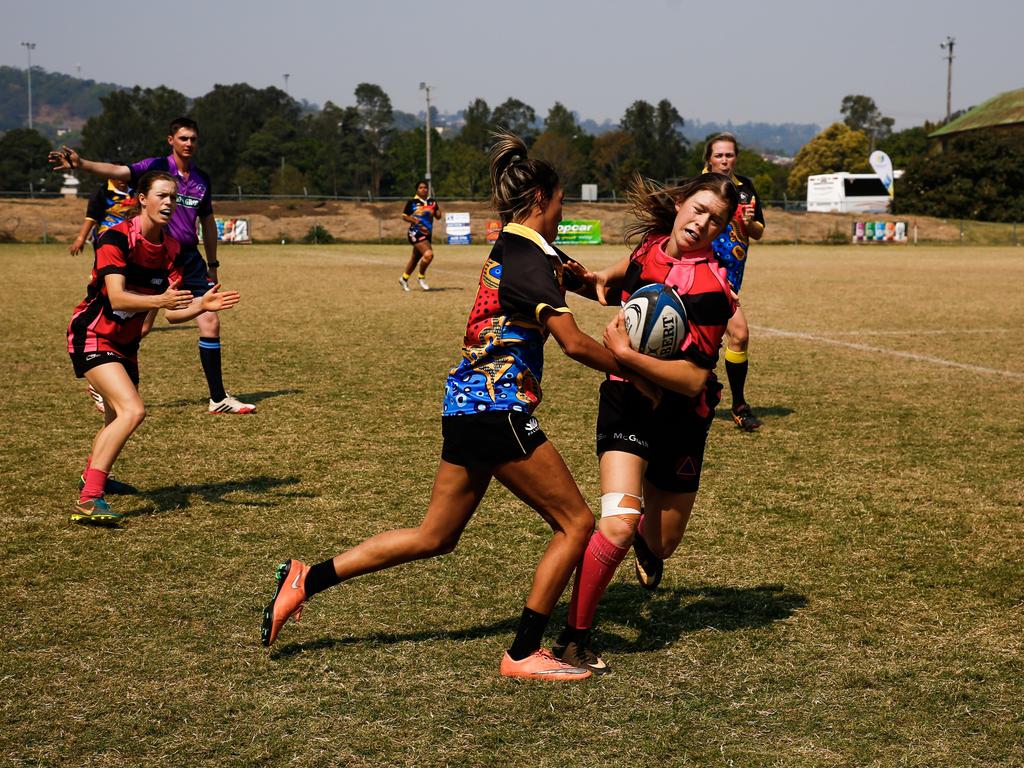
[87,385,105,414]
[209,394,256,414]
[418,277,431,291]
[399,276,410,292]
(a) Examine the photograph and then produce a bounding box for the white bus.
[806,172,895,213]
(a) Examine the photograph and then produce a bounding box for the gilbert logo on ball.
[622,283,687,359]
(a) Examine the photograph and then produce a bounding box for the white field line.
[824,328,1011,337]
[752,325,1024,380]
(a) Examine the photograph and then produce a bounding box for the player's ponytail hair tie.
[488,130,559,225]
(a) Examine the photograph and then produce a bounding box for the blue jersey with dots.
[443,225,579,417]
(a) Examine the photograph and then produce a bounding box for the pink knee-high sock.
[566,530,630,630]
[79,467,109,503]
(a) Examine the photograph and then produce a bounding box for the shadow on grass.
[271,616,519,659]
[403,286,464,293]
[592,582,808,653]
[150,388,303,409]
[121,474,309,516]
[714,404,795,425]
[270,583,806,659]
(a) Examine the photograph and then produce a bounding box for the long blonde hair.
[624,173,739,247]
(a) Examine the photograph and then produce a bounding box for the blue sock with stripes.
[198,337,227,402]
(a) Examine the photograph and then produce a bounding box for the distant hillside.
[0,66,122,140]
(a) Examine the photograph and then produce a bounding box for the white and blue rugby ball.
[622,283,687,359]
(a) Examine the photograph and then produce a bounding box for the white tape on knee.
[600,492,643,518]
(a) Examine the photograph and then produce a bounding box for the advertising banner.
[445,212,472,245]
[852,221,908,242]
[554,220,602,245]
[215,217,251,243]
[869,150,895,198]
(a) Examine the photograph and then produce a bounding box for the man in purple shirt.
[51,117,255,415]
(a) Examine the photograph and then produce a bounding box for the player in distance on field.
[68,172,241,524]
[399,180,442,291]
[550,173,740,674]
[261,132,658,681]
[704,132,766,431]
[50,117,255,415]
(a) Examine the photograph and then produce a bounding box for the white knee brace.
[600,492,643,518]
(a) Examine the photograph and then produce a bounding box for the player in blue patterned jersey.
[705,133,766,431]
[399,180,442,291]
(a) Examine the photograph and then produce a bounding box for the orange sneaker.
[499,648,593,681]
[261,559,309,647]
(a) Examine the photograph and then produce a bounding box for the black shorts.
[70,350,140,386]
[177,246,216,298]
[407,229,431,246]
[441,410,548,467]
[595,379,718,493]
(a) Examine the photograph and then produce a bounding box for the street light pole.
[21,42,36,129]
[283,73,290,96]
[940,36,955,122]
[419,82,433,195]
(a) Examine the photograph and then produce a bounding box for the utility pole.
[283,73,290,96]
[20,42,36,129]
[940,36,955,122]
[419,82,433,195]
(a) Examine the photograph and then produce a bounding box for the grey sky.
[3,0,1020,130]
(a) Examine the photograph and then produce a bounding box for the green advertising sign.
[554,220,602,245]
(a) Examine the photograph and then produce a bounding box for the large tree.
[457,98,492,150]
[81,86,188,163]
[840,94,894,151]
[492,98,537,143]
[355,83,393,196]
[0,128,59,195]
[787,122,871,197]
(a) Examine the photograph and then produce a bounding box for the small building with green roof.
[929,87,1024,140]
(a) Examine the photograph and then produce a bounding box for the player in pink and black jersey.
[551,173,740,674]
[51,117,255,415]
[68,171,241,525]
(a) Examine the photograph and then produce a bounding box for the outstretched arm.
[164,284,241,324]
[48,146,130,183]
[564,253,631,305]
[105,275,195,313]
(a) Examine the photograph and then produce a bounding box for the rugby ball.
[622,283,687,358]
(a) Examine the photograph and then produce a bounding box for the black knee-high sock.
[304,558,343,598]
[199,337,227,402]
[725,358,748,409]
[508,607,550,660]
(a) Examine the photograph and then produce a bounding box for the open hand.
[199,284,241,312]
[48,145,79,171]
[159,279,195,310]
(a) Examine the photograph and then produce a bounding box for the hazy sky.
[3,0,1020,130]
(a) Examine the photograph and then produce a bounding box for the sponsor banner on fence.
[486,219,503,243]
[554,220,602,245]
[445,212,472,245]
[215,217,251,243]
[852,221,907,242]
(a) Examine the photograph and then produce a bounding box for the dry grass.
[1,243,1022,767]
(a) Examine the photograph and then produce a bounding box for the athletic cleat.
[633,532,664,591]
[71,497,123,525]
[209,394,256,414]
[417,277,431,291]
[553,629,611,675]
[500,648,592,681]
[80,474,138,495]
[87,385,105,413]
[399,276,410,292]
[261,559,309,647]
[732,404,763,432]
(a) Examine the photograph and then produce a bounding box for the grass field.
[3,242,1022,767]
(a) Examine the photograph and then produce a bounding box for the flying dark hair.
[488,130,560,225]
[624,173,739,246]
[169,116,198,136]
[703,131,739,162]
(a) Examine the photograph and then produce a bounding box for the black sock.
[725,359,748,410]
[556,624,588,646]
[304,558,342,598]
[508,607,550,661]
[198,337,227,402]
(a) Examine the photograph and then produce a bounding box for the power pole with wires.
[940,36,955,121]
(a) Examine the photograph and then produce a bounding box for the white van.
[806,173,893,213]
